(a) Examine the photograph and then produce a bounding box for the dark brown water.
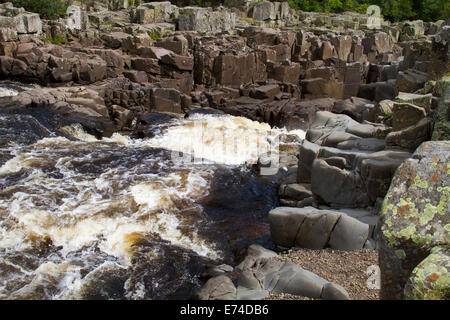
[0,104,297,299]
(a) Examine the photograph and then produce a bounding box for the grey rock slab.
[236,288,270,300]
[320,283,350,300]
[294,209,341,249]
[328,214,370,250]
[337,138,386,152]
[268,207,308,248]
[194,275,237,300]
[272,262,328,298]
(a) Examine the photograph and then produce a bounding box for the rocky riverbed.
[0,1,449,300]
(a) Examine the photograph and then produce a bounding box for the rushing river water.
[0,85,305,299]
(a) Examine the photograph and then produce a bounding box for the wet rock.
[379,141,450,299]
[111,104,133,130]
[201,264,234,279]
[306,111,388,145]
[279,183,312,201]
[193,275,237,300]
[2,86,114,138]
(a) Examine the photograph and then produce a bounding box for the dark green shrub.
[1,0,70,20]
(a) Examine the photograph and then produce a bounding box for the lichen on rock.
[404,246,450,300]
[379,141,450,299]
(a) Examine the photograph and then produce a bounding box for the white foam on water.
[0,87,19,98]
[0,113,305,299]
[143,114,305,166]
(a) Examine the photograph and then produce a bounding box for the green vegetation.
[287,0,449,22]
[0,0,70,20]
[2,0,448,22]
[43,34,68,45]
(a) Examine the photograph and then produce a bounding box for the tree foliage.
[1,0,448,22]
[288,0,449,22]
[0,0,69,20]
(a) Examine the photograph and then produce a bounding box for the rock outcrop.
[378,141,449,299]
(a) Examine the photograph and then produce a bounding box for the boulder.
[396,69,428,93]
[379,141,450,299]
[155,35,188,56]
[311,159,369,207]
[123,70,148,83]
[386,118,433,151]
[269,207,370,250]
[404,246,450,300]
[396,92,433,113]
[160,53,194,71]
[235,244,350,300]
[369,99,394,123]
[250,84,280,100]
[328,214,370,250]
[150,88,182,113]
[250,1,276,21]
[3,86,114,138]
[357,150,412,203]
[391,103,427,131]
[358,80,396,102]
[321,283,350,300]
[178,7,236,33]
[297,140,320,183]
[279,183,313,201]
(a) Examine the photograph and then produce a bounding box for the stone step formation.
[0,0,448,300]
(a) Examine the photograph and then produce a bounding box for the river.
[0,83,305,299]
